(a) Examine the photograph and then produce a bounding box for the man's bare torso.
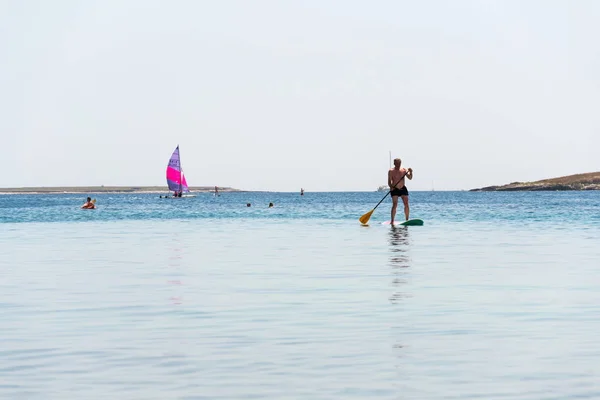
[389,167,407,189]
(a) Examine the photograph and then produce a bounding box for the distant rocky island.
[0,186,242,194]
[470,172,600,191]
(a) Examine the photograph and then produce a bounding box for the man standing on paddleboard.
[388,158,413,223]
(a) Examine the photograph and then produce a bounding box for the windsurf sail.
[166,146,190,193]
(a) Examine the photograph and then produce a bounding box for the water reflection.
[167,238,184,306]
[388,226,412,361]
[388,226,411,305]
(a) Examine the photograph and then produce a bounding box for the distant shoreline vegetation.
[0,186,243,194]
[470,172,600,191]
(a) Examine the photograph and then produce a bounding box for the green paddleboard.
[382,219,424,226]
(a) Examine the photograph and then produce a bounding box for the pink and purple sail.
[166,146,190,193]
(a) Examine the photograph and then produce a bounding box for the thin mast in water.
[178,144,182,195]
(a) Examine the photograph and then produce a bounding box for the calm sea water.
[1,191,600,399]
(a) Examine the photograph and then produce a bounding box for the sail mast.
[178,144,182,194]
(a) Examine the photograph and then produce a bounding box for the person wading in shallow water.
[388,158,413,223]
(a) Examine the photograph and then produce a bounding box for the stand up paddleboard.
[382,219,424,226]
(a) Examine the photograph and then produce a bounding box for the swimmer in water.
[81,197,95,209]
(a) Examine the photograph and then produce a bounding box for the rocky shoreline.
[470,172,600,192]
[0,186,243,194]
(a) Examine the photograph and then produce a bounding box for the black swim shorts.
[391,186,408,197]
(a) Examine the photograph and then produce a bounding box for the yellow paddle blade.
[359,209,374,225]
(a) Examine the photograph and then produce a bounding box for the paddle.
[359,171,409,225]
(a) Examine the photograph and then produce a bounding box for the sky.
[1,0,599,191]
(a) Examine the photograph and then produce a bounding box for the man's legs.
[391,195,399,223]
[401,195,409,221]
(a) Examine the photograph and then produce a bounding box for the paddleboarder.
[388,158,413,223]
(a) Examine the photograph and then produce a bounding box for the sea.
[1,191,599,399]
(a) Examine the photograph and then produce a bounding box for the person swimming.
[268,202,274,208]
[81,197,95,209]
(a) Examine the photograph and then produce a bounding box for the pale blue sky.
[1,0,598,191]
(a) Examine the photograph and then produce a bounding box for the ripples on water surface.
[1,192,599,399]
